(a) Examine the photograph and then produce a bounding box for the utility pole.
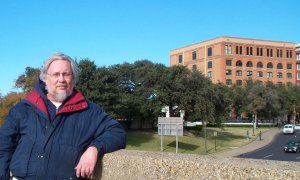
[204,121,207,154]
[269,110,271,128]
[252,113,255,136]
[294,104,296,126]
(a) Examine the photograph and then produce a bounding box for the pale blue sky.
[0,0,299,95]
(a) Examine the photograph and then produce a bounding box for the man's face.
[45,60,74,103]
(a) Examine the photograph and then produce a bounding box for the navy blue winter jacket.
[0,85,126,179]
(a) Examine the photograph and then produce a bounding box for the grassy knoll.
[126,127,269,155]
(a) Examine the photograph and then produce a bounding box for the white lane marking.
[264,154,273,159]
[296,157,300,159]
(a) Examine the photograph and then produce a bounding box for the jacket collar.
[25,79,88,116]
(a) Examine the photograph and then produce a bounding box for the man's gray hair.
[40,52,80,84]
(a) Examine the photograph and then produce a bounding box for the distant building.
[170,36,297,86]
[296,44,300,86]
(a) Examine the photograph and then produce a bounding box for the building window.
[267,72,273,78]
[207,71,212,78]
[297,64,300,70]
[246,47,253,55]
[225,45,232,54]
[257,62,263,68]
[267,62,273,69]
[192,51,197,60]
[208,47,213,56]
[226,70,232,75]
[247,71,253,77]
[226,59,232,66]
[297,53,300,60]
[277,72,283,78]
[192,64,197,71]
[267,48,273,57]
[236,70,242,76]
[236,46,242,55]
[257,71,263,77]
[226,79,232,85]
[246,61,253,67]
[257,47,263,56]
[287,73,292,79]
[236,80,243,86]
[208,61,212,68]
[178,54,183,63]
[298,73,300,80]
[277,49,283,57]
[277,63,283,69]
[236,60,243,67]
[287,63,292,69]
[287,50,293,58]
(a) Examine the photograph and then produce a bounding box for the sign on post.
[157,117,183,153]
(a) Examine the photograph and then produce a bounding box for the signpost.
[214,131,217,151]
[158,117,183,153]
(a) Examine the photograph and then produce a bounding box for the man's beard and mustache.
[46,84,73,102]
[54,91,70,102]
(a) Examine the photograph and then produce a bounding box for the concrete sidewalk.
[214,128,282,158]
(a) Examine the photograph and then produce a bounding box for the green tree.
[230,84,247,118]
[0,92,25,126]
[157,65,191,117]
[246,81,267,127]
[210,82,233,125]
[131,60,166,126]
[76,59,97,98]
[179,71,214,123]
[262,81,281,121]
[15,67,40,93]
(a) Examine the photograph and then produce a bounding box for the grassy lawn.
[126,127,270,155]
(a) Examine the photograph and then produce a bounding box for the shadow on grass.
[126,130,156,147]
[164,141,199,152]
[199,129,247,142]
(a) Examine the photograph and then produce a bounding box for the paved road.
[215,128,282,158]
[241,130,300,162]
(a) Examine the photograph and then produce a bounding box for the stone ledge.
[93,150,300,180]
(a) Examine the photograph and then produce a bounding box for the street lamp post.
[269,110,271,128]
[252,112,255,136]
[204,121,207,154]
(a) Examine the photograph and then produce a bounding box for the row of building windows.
[204,70,293,79]
[179,47,214,63]
[225,70,293,79]
[178,48,295,64]
[226,60,293,69]
[225,79,292,86]
[224,45,293,58]
[192,61,294,71]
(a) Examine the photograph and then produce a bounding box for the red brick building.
[296,44,300,86]
[170,36,297,86]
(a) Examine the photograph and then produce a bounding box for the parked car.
[294,124,300,131]
[282,124,294,134]
[284,141,300,153]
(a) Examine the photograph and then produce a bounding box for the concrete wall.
[93,150,300,180]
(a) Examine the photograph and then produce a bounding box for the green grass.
[126,127,269,155]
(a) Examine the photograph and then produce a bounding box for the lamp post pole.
[204,121,207,154]
[293,104,296,126]
[252,112,255,136]
[269,110,271,128]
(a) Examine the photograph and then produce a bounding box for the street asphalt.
[214,127,282,158]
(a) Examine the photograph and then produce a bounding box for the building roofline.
[218,36,296,44]
[170,36,296,53]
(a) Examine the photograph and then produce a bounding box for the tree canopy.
[1,58,300,128]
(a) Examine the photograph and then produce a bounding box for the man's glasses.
[47,72,73,80]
